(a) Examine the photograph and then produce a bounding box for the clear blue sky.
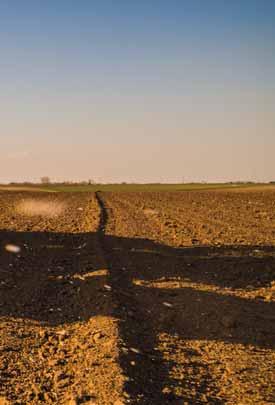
[1,1,274,182]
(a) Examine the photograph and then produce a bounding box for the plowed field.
[0,189,274,404]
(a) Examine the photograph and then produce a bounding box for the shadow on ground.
[0,229,275,403]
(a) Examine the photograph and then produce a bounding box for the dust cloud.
[17,199,65,217]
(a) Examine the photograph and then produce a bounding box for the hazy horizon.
[1,1,274,183]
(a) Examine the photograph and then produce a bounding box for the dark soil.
[0,189,274,404]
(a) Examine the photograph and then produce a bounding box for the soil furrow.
[95,192,176,404]
[96,191,275,405]
[0,192,125,404]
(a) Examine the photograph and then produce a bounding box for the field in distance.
[1,182,274,193]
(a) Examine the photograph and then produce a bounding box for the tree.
[41,176,50,184]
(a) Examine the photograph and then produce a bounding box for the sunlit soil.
[0,189,274,404]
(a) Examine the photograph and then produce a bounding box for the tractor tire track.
[95,192,206,405]
[95,191,275,405]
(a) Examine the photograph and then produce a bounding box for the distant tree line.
[7,179,275,186]
[39,178,97,185]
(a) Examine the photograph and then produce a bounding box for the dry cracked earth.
[0,189,274,404]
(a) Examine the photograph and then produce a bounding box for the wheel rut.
[93,192,275,405]
[95,192,183,405]
[0,192,125,405]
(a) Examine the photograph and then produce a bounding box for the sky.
[0,0,274,183]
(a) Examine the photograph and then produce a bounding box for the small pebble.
[5,244,21,253]
[163,302,173,308]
